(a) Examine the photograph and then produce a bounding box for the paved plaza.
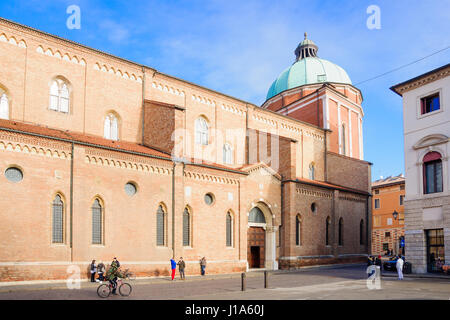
[0,264,448,300]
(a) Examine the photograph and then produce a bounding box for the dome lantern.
[294,32,318,61]
[265,34,352,101]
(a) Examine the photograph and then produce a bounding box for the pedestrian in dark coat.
[200,257,206,276]
[178,257,186,280]
[90,260,97,282]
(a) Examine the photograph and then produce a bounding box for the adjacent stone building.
[371,175,405,256]
[0,19,372,282]
[391,63,450,273]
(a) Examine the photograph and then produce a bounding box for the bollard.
[264,271,268,288]
[241,272,246,291]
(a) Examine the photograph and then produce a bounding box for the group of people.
[367,255,382,267]
[170,257,207,280]
[90,257,122,295]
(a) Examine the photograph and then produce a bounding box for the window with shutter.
[92,199,103,245]
[156,205,165,246]
[49,81,59,111]
[52,195,64,243]
[183,208,190,246]
[0,93,9,119]
[49,79,70,113]
[195,117,208,145]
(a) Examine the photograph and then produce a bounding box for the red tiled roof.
[0,119,172,159]
[295,177,370,195]
[0,119,246,174]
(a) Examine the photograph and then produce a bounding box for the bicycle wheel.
[119,282,132,296]
[97,284,111,298]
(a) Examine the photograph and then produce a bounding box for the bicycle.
[97,278,132,298]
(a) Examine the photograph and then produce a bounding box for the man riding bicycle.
[106,258,123,295]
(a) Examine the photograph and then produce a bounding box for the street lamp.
[392,210,398,220]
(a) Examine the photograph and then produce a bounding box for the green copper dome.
[266,33,352,100]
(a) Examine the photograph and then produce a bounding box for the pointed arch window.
[183,207,190,246]
[104,113,119,141]
[0,93,9,119]
[249,207,266,223]
[49,79,70,113]
[226,211,233,247]
[223,143,233,165]
[156,205,166,246]
[338,218,344,246]
[195,117,209,145]
[92,199,104,245]
[326,217,331,246]
[296,215,302,246]
[423,152,443,194]
[52,194,64,243]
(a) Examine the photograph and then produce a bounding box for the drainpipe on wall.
[70,141,74,262]
[280,175,284,262]
[141,66,146,145]
[171,161,176,259]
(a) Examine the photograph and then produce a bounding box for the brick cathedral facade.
[0,18,371,282]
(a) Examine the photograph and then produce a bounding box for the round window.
[5,167,23,183]
[204,193,214,205]
[311,202,317,213]
[124,182,137,196]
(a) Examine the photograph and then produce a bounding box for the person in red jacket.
[170,258,177,281]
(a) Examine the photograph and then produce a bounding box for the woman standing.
[90,260,97,282]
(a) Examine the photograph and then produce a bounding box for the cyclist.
[106,258,123,295]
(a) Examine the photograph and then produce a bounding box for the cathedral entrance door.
[247,226,265,268]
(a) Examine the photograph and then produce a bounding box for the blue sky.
[1,0,449,181]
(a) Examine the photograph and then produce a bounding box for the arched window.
[296,215,302,246]
[92,199,103,245]
[195,117,208,145]
[226,211,232,247]
[341,124,346,155]
[49,79,70,113]
[104,113,119,141]
[423,152,443,194]
[52,194,64,243]
[326,217,330,246]
[0,93,9,119]
[249,207,266,223]
[309,163,315,180]
[156,205,165,246]
[338,218,344,246]
[183,207,190,246]
[223,143,233,165]
[360,219,364,245]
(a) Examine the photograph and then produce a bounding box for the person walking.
[170,258,177,281]
[90,260,97,283]
[97,261,105,282]
[396,255,404,280]
[200,257,206,276]
[178,257,186,280]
